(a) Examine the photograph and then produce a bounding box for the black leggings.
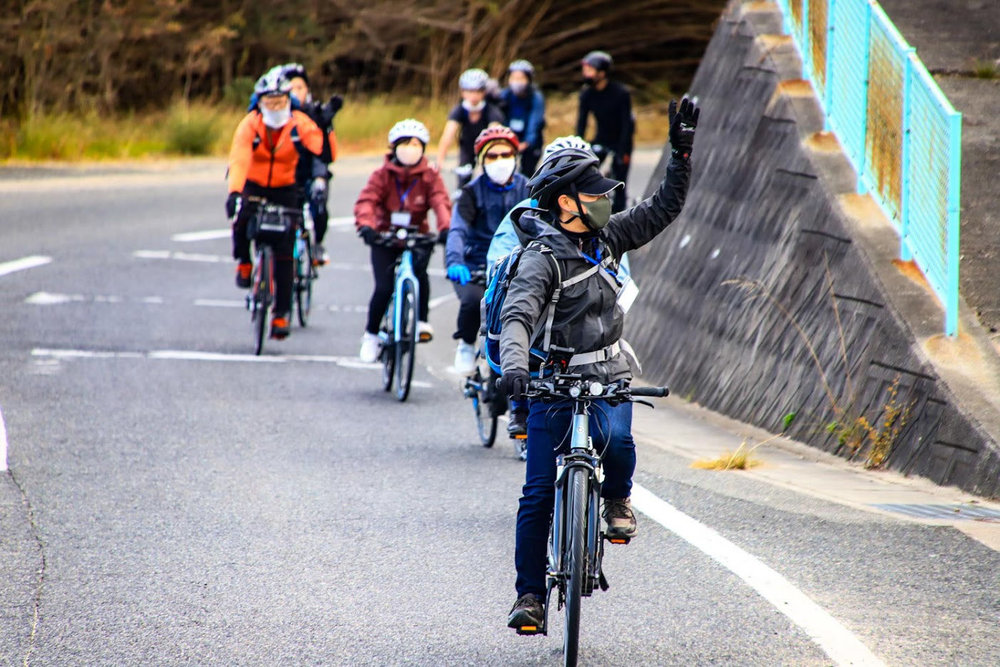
[232,184,300,316]
[365,244,432,334]
[452,281,485,344]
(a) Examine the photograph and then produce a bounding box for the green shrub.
[166,105,219,155]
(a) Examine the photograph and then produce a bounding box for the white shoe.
[454,341,477,374]
[418,321,434,342]
[359,332,380,363]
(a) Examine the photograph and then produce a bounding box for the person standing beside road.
[355,119,452,363]
[283,63,343,266]
[435,68,506,189]
[499,60,546,176]
[576,50,635,213]
[445,126,529,375]
[501,97,700,631]
[226,67,324,340]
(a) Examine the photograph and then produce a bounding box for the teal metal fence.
[773,0,962,335]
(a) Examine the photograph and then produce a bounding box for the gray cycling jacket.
[499,154,691,383]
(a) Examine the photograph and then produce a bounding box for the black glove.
[668,95,700,159]
[321,94,343,128]
[358,226,377,246]
[436,229,448,246]
[498,369,530,401]
[225,192,241,220]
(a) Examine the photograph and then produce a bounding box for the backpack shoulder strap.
[524,241,564,353]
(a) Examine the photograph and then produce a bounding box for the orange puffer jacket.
[227,110,323,193]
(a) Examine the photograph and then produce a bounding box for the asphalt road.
[1,152,998,665]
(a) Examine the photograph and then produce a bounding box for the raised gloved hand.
[225,192,242,221]
[320,94,343,129]
[669,95,700,159]
[498,369,531,401]
[447,264,471,285]
[358,226,377,246]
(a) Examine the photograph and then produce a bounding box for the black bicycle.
[460,271,508,447]
[374,226,437,402]
[515,347,668,666]
[293,203,317,327]
[244,199,301,355]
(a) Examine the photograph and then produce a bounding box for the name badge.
[509,118,525,133]
[390,212,412,228]
[617,277,639,314]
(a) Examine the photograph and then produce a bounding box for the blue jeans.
[514,399,635,597]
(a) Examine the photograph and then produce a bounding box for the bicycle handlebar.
[372,230,438,249]
[630,386,670,398]
[523,376,669,404]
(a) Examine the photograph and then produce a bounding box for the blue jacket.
[446,173,529,270]
[500,87,546,149]
[487,198,633,279]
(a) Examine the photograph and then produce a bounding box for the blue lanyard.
[580,243,618,280]
[395,178,417,210]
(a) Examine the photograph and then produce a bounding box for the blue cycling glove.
[447,264,471,285]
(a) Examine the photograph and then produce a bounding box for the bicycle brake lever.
[633,399,655,410]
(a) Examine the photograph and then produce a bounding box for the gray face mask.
[581,195,613,231]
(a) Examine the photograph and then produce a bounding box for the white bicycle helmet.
[254,66,293,97]
[543,136,594,160]
[508,59,535,78]
[458,68,489,91]
[388,118,431,145]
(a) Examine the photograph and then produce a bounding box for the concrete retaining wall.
[627,1,1000,497]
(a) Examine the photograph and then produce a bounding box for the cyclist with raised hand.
[576,50,635,214]
[445,126,529,374]
[435,68,506,188]
[227,67,325,339]
[355,119,451,363]
[282,62,343,266]
[501,97,700,630]
[499,60,546,176]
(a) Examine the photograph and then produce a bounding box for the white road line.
[30,347,377,369]
[0,255,52,278]
[329,216,354,227]
[25,292,86,305]
[0,405,7,472]
[171,229,230,242]
[194,298,246,308]
[133,250,227,263]
[630,484,884,667]
[429,294,456,310]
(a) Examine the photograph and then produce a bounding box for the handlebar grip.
[630,386,669,398]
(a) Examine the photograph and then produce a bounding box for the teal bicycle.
[374,224,436,402]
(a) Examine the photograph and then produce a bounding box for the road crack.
[8,468,46,667]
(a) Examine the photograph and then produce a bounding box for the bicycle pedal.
[513,434,527,440]
[605,535,630,545]
[418,333,433,343]
[515,625,542,636]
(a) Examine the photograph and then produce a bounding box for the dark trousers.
[514,400,635,597]
[306,179,329,244]
[519,145,542,178]
[232,184,299,315]
[365,244,432,335]
[452,281,485,344]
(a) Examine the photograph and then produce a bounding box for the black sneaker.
[507,593,544,631]
[602,497,637,539]
[235,262,252,289]
[507,410,527,438]
[270,312,291,339]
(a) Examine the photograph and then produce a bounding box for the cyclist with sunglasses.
[501,97,700,630]
[445,126,529,374]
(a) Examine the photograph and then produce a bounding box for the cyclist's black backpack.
[481,241,562,375]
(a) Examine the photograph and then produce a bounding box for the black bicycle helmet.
[282,62,309,84]
[527,147,600,209]
[581,50,613,72]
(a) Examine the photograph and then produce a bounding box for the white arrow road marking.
[631,484,885,667]
[171,229,230,242]
[0,255,52,278]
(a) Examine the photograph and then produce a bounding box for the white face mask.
[509,82,528,96]
[395,144,423,166]
[261,106,291,129]
[484,158,516,185]
[462,99,486,113]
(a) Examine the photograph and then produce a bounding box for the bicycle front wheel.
[251,246,273,356]
[394,278,418,402]
[296,237,313,327]
[472,369,498,447]
[563,467,587,667]
[380,302,394,392]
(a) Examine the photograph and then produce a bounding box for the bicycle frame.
[391,247,418,346]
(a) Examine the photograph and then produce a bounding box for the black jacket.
[499,154,691,382]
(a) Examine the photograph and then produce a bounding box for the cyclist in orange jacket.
[226,67,324,339]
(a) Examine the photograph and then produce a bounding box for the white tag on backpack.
[617,277,639,313]
[390,212,412,228]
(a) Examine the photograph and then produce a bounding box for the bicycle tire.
[394,278,418,402]
[563,467,587,667]
[472,370,498,447]
[296,237,313,327]
[380,303,394,392]
[251,246,273,356]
